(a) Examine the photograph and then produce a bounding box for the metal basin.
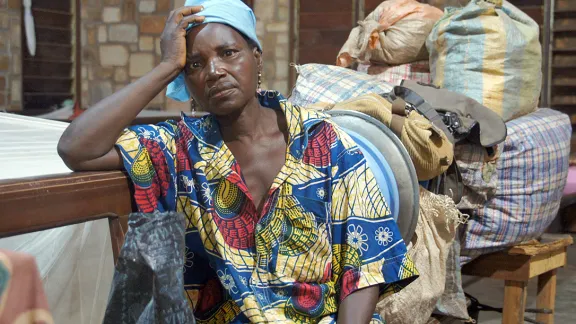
[327,110,419,243]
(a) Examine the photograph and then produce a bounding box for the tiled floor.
[462,234,576,323]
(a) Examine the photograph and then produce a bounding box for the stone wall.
[0,0,21,112]
[254,0,290,96]
[81,0,186,111]
[82,0,291,112]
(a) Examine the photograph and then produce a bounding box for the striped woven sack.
[426,0,542,122]
[288,64,393,108]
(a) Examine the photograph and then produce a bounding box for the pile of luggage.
[288,0,571,322]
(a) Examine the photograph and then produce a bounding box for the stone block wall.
[0,0,22,112]
[81,0,187,111]
[83,0,290,112]
[254,0,290,96]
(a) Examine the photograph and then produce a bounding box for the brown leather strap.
[391,98,407,116]
[390,115,405,136]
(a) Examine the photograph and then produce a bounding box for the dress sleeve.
[114,121,179,212]
[329,126,418,302]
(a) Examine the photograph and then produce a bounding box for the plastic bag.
[103,211,195,324]
[337,0,443,67]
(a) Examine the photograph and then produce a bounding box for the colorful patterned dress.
[115,91,418,323]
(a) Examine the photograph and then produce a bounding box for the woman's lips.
[208,83,235,99]
[210,87,235,99]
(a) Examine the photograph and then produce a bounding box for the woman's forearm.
[337,286,379,324]
[58,62,181,165]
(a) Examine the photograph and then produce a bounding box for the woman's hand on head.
[160,6,205,71]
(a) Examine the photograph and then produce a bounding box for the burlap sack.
[337,0,443,67]
[376,187,467,324]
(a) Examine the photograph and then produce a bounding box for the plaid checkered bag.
[288,64,393,108]
[460,108,571,264]
[357,61,432,86]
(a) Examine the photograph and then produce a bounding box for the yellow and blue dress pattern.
[115,91,418,323]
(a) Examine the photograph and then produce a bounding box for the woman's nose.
[207,59,225,80]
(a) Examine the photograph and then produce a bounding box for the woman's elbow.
[57,139,83,171]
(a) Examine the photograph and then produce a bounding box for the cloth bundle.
[337,0,443,67]
[307,93,453,181]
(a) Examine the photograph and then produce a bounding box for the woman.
[57,1,417,323]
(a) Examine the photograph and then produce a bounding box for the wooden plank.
[23,78,72,94]
[503,280,528,324]
[299,12,352,30]
[23,93,72,111]
[553,54,576,66]
[32,9,72,28]
[35,27,71,44]
[23,43,71,60]
[553,47,576,52]
[31,8,72,16]
[557,0,576,12]
[109,217,126,265]
[23,60,73,77]
[553,95,576,105]
[528,249,567,278]
[462,253,532,281]
[0,172,134,238]
[536,270,557,324]
[508,235,573,256]
[33,0,71,12]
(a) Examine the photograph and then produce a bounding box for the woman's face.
[184,23,262,116]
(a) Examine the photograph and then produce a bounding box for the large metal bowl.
[327,110,419,243]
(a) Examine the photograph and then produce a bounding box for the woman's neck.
[216,96,273,143]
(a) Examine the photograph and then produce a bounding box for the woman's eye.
[224,50,235,57]
[191,62,201,68]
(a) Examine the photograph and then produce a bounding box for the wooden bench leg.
[503,280,527,324]
[536,269,557,324]
[109,217,125,265]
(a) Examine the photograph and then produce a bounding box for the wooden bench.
[461,234,573,324]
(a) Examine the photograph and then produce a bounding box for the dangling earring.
[257,71,262,94]
[190,98,196,113]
